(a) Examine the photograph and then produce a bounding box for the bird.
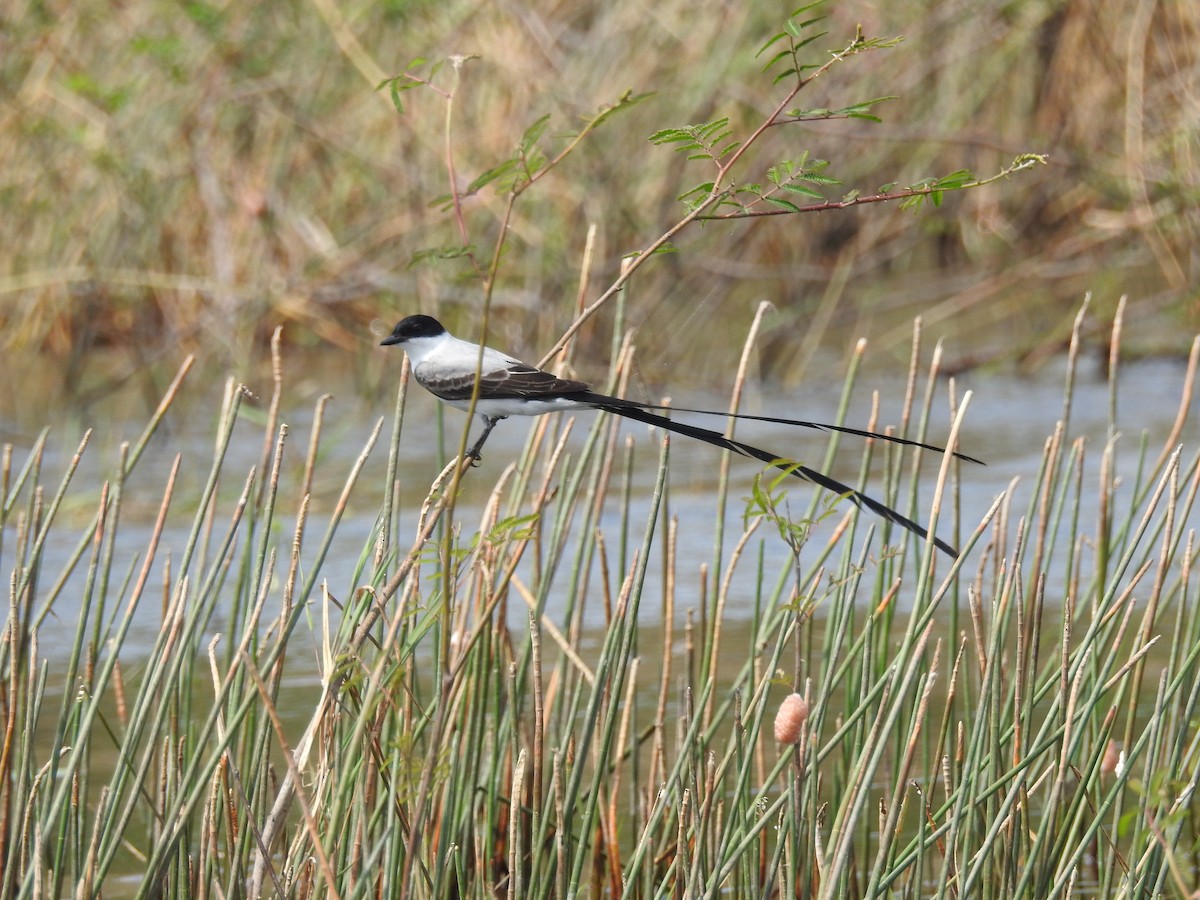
[380,314,979,557]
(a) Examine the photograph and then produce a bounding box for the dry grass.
[0,0,1196,396]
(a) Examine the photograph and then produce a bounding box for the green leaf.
[801,172,840,185]
[648,128,691,145]
[487,512,540,543]
[845,94,898,112]
[590,90,655,129]
[622,243,677,260]
[678,182,716,202]
[407,245,475,268]
[650,118,736,160]
[517,149,547,182]
[698,118,730,139]
[377,72,430,113]
[789,1,825,16]
[781,183,825,200]
[519,114,551,152]
[933,169,975,190]
[428,193,452,210]
[793,30,828,50]
[465,159,520,195]
[765,197,802,213]
[756,32,788,58]
[761,48,793,72]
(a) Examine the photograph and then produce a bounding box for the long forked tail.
[579,392,983,465]
[598,402,959,558]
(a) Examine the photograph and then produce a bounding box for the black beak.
[380,334,402,346]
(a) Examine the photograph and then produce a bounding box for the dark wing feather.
[429,364,591,402]
[594,401,959,558]
[561,391,981,465]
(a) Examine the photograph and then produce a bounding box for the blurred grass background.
[1,0,1196,406]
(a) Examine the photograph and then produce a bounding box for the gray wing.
[427,363,591,402]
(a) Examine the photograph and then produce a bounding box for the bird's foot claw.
[464,449,484,466]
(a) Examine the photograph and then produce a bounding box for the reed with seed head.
[0,304,1198,898]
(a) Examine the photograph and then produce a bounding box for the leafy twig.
[697,154,1049,220]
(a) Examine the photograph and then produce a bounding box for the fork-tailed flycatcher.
[381,315,979,557]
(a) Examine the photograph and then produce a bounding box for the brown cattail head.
[774,692,809,745]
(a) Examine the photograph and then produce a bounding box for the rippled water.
[4,352,1198,663]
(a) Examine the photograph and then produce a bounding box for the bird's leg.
[465,415,504,464]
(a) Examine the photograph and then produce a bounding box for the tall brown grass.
[0,0,1195,395]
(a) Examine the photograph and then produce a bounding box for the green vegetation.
[2,302,1199,897]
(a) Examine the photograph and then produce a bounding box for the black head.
[380,315,446,346]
